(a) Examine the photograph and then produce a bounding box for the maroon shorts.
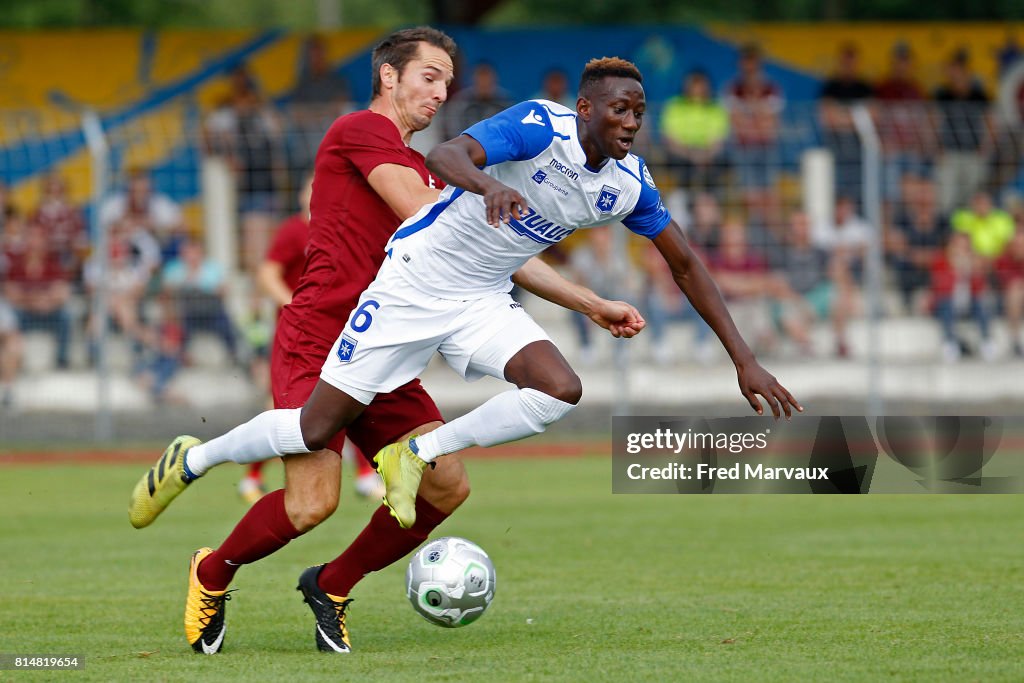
[271,323,443,460]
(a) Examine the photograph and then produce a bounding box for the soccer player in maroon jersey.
[242,174,384,505]
[130,27,645,655]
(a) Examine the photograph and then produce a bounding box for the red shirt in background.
[266,214,310,293]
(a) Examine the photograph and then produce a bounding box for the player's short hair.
[371,26,457,97]
[579,57,643,97]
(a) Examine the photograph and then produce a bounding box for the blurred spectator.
[205,64,285,274]
[135,293,185,404]
[660,69,730,196]
[565,226,637,365]
[3,224,72,369]
[819,43,873,206]
[930,232,994,362]
[258,174,313,309]
[83,221,161,363]
[288,35,351,192]
[951,190,1014,261]
[685,191,723,251]
[724,43,784,227]
[994,31,1023,76]
[812,196,870,356]
[291,34,350,107]
[534,67,576,110]
[874,42,932,208]
[933,48,994,214]
[773,211,831,356]
[31,172,88,284]
[161,238,240,363]
[642,238,712,365]
[707,217,794,353]
[443,62,513,139]
[886,179,950,311]
[99,167,186,263]
[0,295,23,409]
[995,231,1024,357]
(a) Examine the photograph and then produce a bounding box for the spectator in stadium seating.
[566,225,637,365]
[533,67,576,110]
[819,43,874,207]
[136,292,186,404]
[886,179,951,311]
[812,196,870,356]
[933,48,994,214]
[660,69,730,198]
[292,34,350,107]
[773,211,832,356]
[951,190,1014,262]
[161,237,240,364]
[83,220,161,364]
[642,237,713,365]
[99,167,186,263]
[724,43,784,228]
[3,223,72,369]
[31,172,88,285]
[205,64,285,274]
[0,291,23,409]
[288,35,352,193]
[996,230,1024,357]
[686,191,723,252]
[707,217,796,354]
[874,42,933,210]
[442,61,513,140]
[930,231,994,362]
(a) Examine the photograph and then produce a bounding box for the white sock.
[185,408,311,477]
[413,388,576,462]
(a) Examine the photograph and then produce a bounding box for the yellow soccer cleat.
[184,547,232,654]
[373,438,428,529]
[128,435,202,528]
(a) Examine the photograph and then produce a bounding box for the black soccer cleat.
[297,564,353,653]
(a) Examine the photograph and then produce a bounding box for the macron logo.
[521,109,545,126]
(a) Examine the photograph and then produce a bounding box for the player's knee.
[299,419,335,453]
[289,493,338,532]
[521,386,578,430]
[546,372,583,406]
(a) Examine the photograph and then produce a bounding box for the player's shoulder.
[327,109,400,140]
[615,153,659,192]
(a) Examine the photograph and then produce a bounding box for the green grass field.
[1,447,1022,682]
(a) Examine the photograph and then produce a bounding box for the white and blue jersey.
[384,99,672,300]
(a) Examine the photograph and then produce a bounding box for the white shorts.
[320,260,550,404]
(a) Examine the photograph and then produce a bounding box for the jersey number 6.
[350,299,380,333]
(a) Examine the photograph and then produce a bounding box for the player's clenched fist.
[482,180,528,227]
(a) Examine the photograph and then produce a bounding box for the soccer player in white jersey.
[134,57,799,557]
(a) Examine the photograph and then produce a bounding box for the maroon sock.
[317,496,449,596]
[246,462,263,478]
[197,489,300,591]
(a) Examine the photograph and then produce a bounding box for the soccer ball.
[406,536,496,628]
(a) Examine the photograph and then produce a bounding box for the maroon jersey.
[281,110,443,347]
[269,109,445,457]
[266,214,310,293]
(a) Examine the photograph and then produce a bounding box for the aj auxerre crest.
[337,333,358,362]
[596,185,620,214]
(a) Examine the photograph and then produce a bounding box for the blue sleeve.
[462,101,555,166]
[622,158,671,238]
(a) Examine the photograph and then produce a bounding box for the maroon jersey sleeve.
[343,114,420,179]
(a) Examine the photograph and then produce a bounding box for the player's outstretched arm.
[513,257,646,338]
[427,136,528,227]
[652,222,803,419]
